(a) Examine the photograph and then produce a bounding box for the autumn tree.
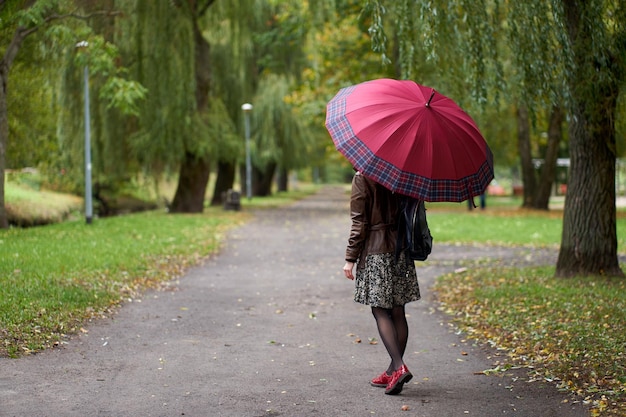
[288,0,395,184]
[363,0,625,277]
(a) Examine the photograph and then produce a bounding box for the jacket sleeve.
[346,173,368,262]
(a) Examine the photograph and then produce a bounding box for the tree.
[363,0,626,277]
[288,0,395,184]
[555,0,625,277]
[0,0,142,229]
[205,0,325,201]
[106,0,214,213]
[203,0,264,204]
[251,74,315,196]
[532,106,564,210]
[169,0,216,213]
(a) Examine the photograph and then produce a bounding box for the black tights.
[371,305,409,373]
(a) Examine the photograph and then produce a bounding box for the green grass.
[426,198,626,252]
[427,211,564,247]
[5,183,83,226]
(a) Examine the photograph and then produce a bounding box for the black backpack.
[396,196,433,261]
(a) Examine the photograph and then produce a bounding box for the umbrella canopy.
[325,78,494,202]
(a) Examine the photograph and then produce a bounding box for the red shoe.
[370,371,392,387]
[385,365,412,395]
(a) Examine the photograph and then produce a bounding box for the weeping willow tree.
[364,0,626,278]
[204,0,316,200]
[116,1,195,174]
[111,0,213,212]
[251,74,315,195]
[202,0,260,205]
[247,1,315,195]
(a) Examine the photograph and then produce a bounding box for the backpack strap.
[394,196,409,263]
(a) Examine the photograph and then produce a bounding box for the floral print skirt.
[354,251,420,309]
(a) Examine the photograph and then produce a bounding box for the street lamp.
[76,41,93,224]
[242,103,253,200]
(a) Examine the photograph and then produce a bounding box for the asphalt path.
[1,186,590,417]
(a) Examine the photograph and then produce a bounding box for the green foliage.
[115,0,196,174]
[287,0,395,179]
[254,1,309,77]
[366,0,626,119]
[204,97,241,162]
[203,0,259,138]
[508,0,564,107]
[253,74,315,170]
[6,60,59,169]
[99,74,147,117]
[2,0,147,194]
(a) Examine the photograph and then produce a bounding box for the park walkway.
[1,186,589,416]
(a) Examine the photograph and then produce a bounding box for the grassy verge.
[428,206,626,416]
[0,185,318,358]
[6,183,84,226]
[433,267,625,416]
[426,201,626,251]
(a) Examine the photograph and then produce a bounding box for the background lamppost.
[242,103,253,200]
[76,41,93,224]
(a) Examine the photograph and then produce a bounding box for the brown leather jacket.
[345,172,400,263]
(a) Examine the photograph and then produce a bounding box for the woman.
[343,171,421,395]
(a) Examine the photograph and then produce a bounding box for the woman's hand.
[343,261,355,280]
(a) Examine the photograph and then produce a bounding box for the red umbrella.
[325,78,494,202]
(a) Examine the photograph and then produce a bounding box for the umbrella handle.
[425,89,436,108]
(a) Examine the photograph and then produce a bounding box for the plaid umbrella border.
[326,86,494,202]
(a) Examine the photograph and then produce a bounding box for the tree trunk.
[533,106,563,210]
[0,23,35,229]
[210,161,236,206]
[170,152,210,212]
[0,65,8,228]
[253,162,276,197]
[277,167,288,192]
[556,99,622,277]
[170,16,212,212]
[556,1,623,278]
[517,105,536,208]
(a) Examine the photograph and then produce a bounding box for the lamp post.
[77,41,93,224]
[242,103,253,200]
